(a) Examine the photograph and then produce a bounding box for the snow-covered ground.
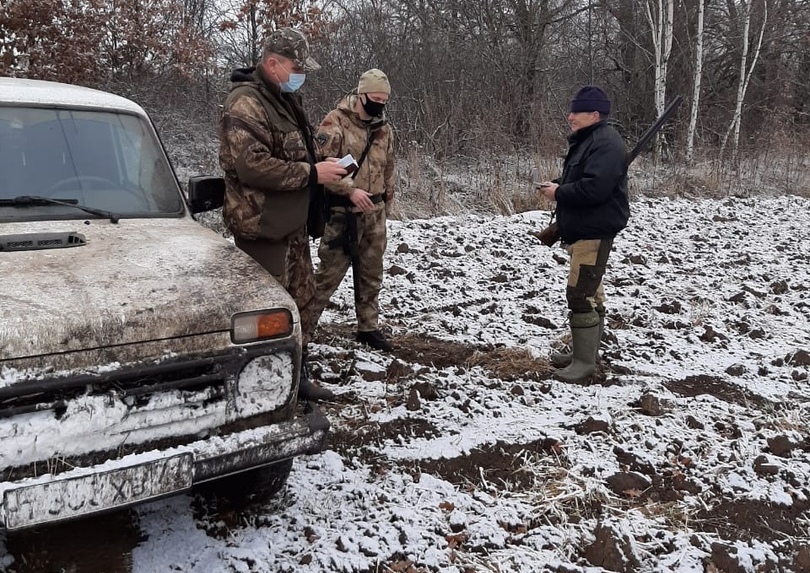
[2,195,809,572]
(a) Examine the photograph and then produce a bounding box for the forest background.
[2,0,809,216]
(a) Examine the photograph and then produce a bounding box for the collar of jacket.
[568,119,607,145]
[338,93,387,131]
[229,66,255,83]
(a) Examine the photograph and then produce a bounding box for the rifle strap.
[326,123,387,213]
[344,211,359,258]
[351,129,379,180]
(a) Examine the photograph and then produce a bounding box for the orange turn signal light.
[231,309,293,344]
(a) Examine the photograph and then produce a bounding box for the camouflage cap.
[263,28,321,72]
[357,69,390,95]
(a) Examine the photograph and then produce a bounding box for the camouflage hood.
[336,92,388,130]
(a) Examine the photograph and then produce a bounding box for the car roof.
[0,77,147,116]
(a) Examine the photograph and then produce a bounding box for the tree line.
[2,0,809,167]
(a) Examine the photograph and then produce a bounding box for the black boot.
[298,356,334,402]
[356,329,393,352]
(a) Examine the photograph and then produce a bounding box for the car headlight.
[235,354,294,416]
[231,309,293,344]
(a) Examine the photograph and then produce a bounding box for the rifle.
[626,95,683,165]
[538,95,683,247]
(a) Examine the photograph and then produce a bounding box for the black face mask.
[361,96,385,118]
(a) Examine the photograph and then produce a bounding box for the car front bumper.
[0,405,329,530]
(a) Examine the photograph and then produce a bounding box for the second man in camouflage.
[306,69,396,352]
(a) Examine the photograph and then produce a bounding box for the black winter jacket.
[555,120,630,244]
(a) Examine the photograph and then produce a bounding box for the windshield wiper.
[0,196,119,223]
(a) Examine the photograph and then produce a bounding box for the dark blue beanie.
[570,85,611,115]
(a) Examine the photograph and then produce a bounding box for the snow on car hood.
[0,217,295,363]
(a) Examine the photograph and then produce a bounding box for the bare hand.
[538,181,558,201]
[350,188,375,212]
[316,160,348,184]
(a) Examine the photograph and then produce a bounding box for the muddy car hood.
[0,217,295,362]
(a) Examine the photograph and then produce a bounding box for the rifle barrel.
[627,95,683,166]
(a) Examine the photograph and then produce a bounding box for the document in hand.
[337,154,359,176]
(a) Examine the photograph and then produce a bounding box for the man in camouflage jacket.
[218,28,347,401]
[306,69,396,352]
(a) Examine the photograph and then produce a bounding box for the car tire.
[198,458,294,502]
[247,458,294,499]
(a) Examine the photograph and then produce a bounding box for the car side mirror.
[188,176,225,214]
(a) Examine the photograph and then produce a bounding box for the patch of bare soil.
[331,419,567,515]
[329,417,440,461]
[665,374,775,409]
[389,333,479,369]
[326,325,479,371]
[694,498,810,542]
[403,438,564,492]
[315,324,553,382]
[328,417,449,482]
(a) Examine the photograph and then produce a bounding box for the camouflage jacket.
[218,67,320,241]
[317,94,395,211]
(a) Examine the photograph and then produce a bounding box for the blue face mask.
[280,73,306,93]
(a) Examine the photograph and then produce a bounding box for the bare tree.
[685,0,706,164]
[645,0,674,161]
[719,0,768,160]
[217,0,330,67]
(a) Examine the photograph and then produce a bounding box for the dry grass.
[392,151,560,221]
[392,145,810,222]
[466,346,554,380]
[630,148,810,200]
[166,117,810,226]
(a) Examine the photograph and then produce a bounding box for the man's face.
[266,55,303,84]
[567,110,600,133]
[363,92,389,105]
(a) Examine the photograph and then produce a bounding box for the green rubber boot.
[554,312,600,383]
[550,310,604,368]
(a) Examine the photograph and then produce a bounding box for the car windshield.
[0,106,183,222]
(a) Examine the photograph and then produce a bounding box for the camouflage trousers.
[307,207,387,333]
[565,238,613,315]
[235,228,316,346]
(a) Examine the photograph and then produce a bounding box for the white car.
[0,78,328,531]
